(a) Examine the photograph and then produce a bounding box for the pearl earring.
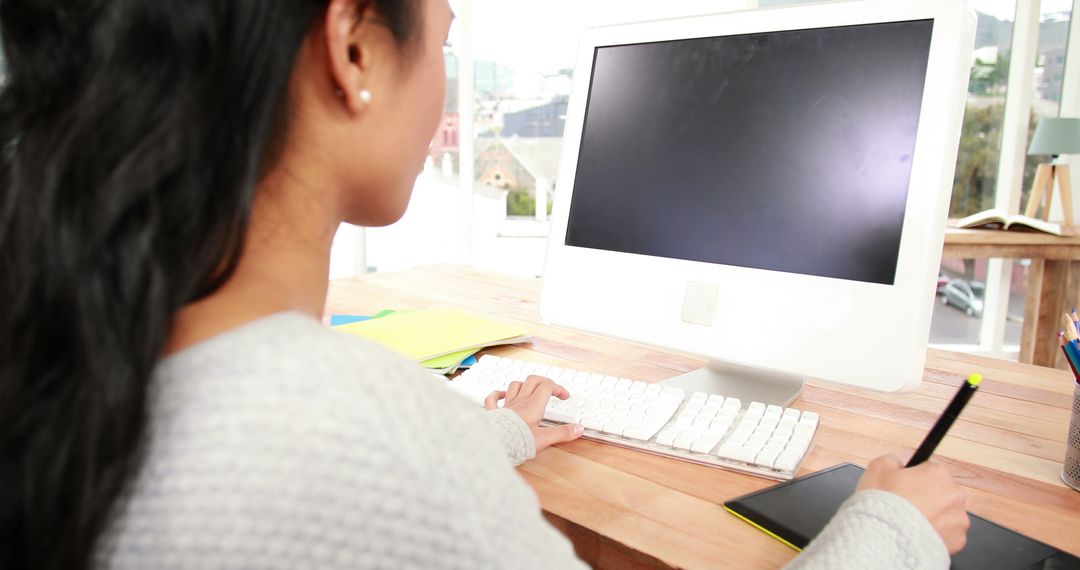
[359,89,373,104]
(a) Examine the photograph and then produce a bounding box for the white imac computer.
[540,0,977,406]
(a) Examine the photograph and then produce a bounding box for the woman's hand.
[484,374,584,451]
[857,455,970,554]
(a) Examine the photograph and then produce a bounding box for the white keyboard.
[450,355,819,480]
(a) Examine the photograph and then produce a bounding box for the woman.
[0,0,969,568]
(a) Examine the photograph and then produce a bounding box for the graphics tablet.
[724,463,1080,569]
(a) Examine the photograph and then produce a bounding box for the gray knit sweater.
[94,312,950,569]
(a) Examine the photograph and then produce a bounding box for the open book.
[955,208,1063,236]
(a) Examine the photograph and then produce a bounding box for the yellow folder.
[335,307,531,363]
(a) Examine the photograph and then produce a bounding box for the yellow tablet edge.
[723,505,804,552]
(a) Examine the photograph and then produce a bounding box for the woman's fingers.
[506,381,523,401]
[522,375,570,400]
[483,390,506,410]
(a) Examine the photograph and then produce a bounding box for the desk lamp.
[1024,117,1080,228]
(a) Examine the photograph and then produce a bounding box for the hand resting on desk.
[484,374,585,451]
[858,455,970,555]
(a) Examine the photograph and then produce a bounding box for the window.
[931,1,1017,347]
[1007,0,1073,352]
[931,0,1076,358]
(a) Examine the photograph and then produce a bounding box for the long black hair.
[0,1,418,568]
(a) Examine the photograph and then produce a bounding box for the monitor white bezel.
[539,0,976,392]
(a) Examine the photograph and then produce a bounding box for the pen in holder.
[1065,382,1080,492]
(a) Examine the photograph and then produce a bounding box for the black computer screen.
[565,20,934,285]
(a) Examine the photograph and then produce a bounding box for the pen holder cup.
[1065,383,1080,492]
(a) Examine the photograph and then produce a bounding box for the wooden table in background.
[326,265,1080,569]
[943,227,1080,369]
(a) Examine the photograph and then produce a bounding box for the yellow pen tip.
[967,373,983,386]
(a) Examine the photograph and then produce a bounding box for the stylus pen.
[906,374,982,468]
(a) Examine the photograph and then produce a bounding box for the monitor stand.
[660,360,805,408]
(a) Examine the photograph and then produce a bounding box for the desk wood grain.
[326,265,1080,569]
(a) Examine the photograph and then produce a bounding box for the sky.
[450,0,1075,75]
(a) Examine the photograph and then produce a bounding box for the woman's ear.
[323,0,378,115]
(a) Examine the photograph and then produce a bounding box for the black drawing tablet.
[723,463,1080,569]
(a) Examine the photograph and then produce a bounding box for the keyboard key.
[725,434,748,447]
[699,406,720,419]
[673,433,698,450]
[715,446,757,463]
[624,423,662,441]
[777,417,798,431]
[747,435,769,450]
[755,449,781,468]
[731,426,755,441]
[602,420,627,436]
[789,433,813,452]
[580,416,605,431]
[774,449,805,473]
[691,436,722,454]
[709,418,732,436]
[772,427,794,442]
[545,409,582,424]
[655,430,678,447]
[660,386,685,399]
[768,434,791,447]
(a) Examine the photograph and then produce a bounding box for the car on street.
[941,278,985,318]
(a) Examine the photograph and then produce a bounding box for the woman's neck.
[165,158,341,355]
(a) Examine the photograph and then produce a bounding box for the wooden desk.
[326,265,1080,569]
[943,227,1080,369]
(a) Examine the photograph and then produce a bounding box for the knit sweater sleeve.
[484,408,537,466]
[784,490,951,570]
